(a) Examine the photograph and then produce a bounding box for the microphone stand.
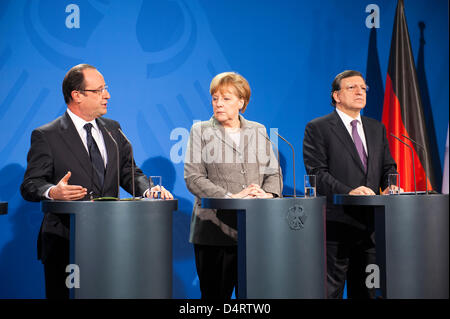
[97,118,120,200]
[118,128,136,200]
[260,131,283,198]
[276,145,282,198]
[390,133,417,194]
[401,134,429,194]
[275,132,296,198]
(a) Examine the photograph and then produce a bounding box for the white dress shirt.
[335,108,368,155]
[66,108,108,166]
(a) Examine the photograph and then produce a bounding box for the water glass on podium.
[388,173,400,195]
[149,176,162,199]
[304,175,316,198]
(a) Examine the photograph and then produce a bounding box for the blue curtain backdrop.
[0,0,448,298]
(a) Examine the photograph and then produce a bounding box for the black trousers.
[41,233,70,299]
[194,244,238,300]
[326,221,377,299]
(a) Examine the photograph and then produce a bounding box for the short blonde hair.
[209,72,251,112]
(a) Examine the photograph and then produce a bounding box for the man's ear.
[71,90,82,103]
[333,91,340,104]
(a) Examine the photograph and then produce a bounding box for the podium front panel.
[42,199,177,299]
[382,195,448,299]
[202,197,326,299]
[334,194,448,299]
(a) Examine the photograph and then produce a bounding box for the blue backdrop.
[0,0,448,298]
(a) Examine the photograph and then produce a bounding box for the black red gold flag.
[381,0,435,192]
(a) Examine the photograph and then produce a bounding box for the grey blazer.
[184,115,282,246]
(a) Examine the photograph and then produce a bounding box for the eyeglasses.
[80,85,109,95]
[341,84,369,93]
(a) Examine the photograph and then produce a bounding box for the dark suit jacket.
[303,110,397,229]
[20,112,149,261]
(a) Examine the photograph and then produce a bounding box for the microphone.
[275,132,296,198]
[118,128,136,199]
[258,130,283,198]
[390,133,416,194]
[97,118,120,199]
[401,134,429,194]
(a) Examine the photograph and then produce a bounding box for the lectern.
[0,202,7,215]
[42,199,177,299]
[334,194,448,299]
[202,197,327,298]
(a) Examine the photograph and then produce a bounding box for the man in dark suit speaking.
[303,70,398,298]
[20,64,173,299]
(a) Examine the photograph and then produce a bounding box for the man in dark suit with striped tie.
[303,70,398,298]
[20,64,173,299]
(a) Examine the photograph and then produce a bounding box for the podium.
[0,202,7,215]
[42,199,177,299]
[334,194,449,299]
[202,197,327,298]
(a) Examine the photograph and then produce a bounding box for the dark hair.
[62,64,96,104]
[330,70,364,106]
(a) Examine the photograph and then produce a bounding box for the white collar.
[335,108,362,127]
[66,108,100,132]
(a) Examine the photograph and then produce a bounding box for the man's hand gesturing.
[49,171,87,200]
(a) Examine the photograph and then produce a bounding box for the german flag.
[381,0,435,192]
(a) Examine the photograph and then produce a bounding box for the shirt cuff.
[44,186,56,199]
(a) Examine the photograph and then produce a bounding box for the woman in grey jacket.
[184,72,282,299]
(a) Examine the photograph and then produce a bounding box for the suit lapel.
[239,115,255,156]
[329,111,366,173]
[59,112,93,177]
[59,112,102,191]
[362,116,376,176]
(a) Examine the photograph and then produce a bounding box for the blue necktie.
[351,120,367,172]
[84,123,105,187]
